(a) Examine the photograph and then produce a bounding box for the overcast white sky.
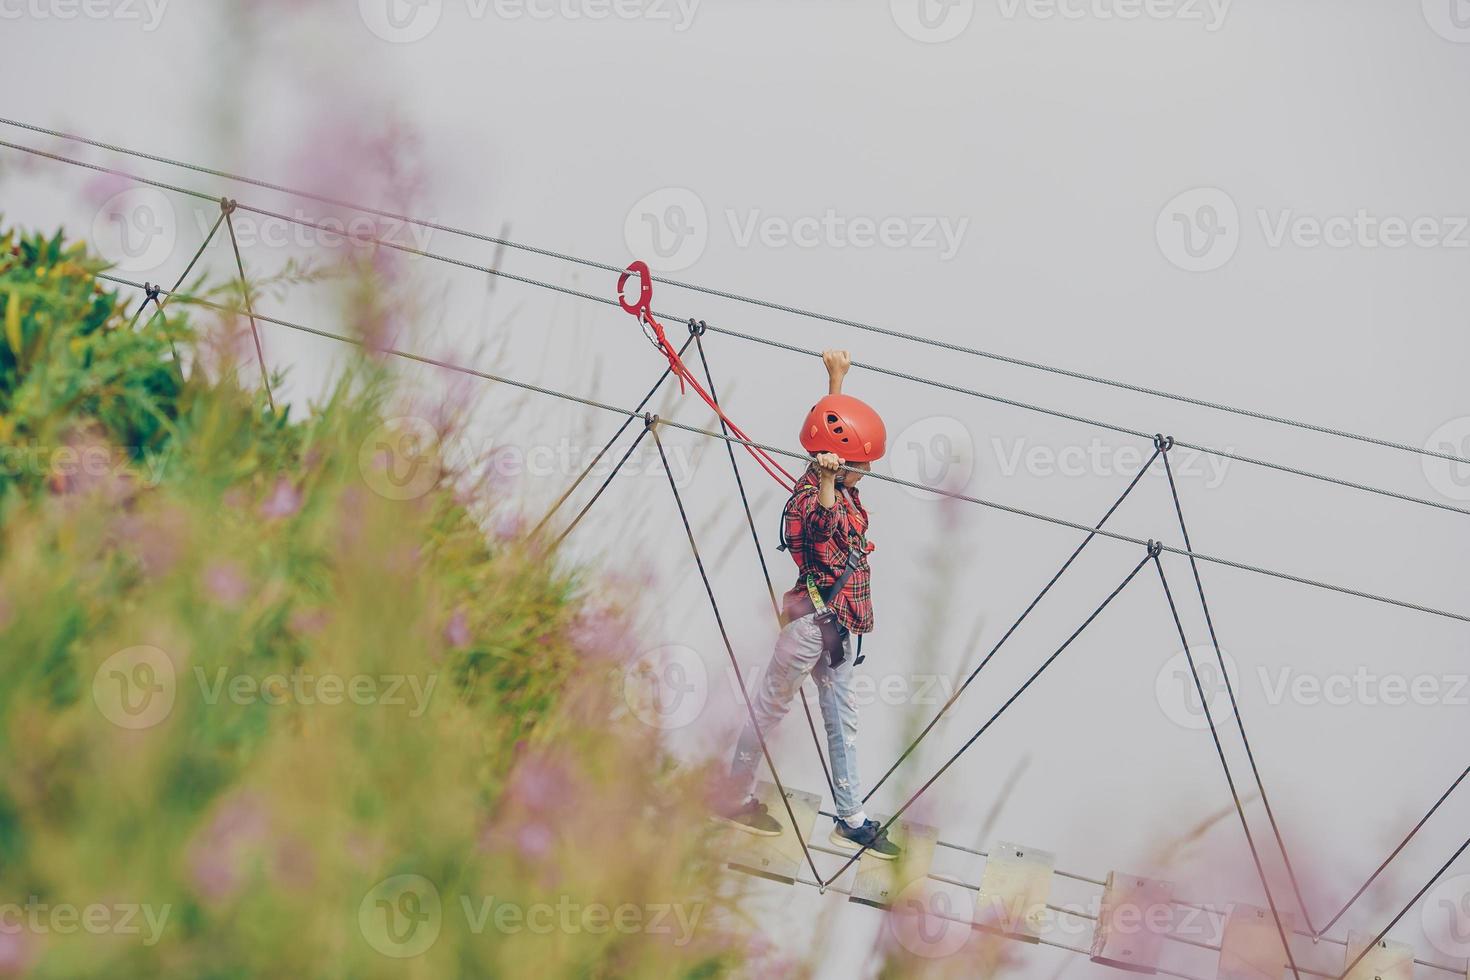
[3,1,1470,976]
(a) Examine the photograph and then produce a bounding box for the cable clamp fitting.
[687,318,707,337]
[143,282,163,304]
[1146,539,1163,559]
[1153,433,1174,453]
[219,197,238,215]
[643,412,659,431]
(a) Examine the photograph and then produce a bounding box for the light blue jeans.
[729,612,863,819]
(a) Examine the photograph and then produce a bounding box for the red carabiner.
[613,259,797,490]
[617,260,654,318]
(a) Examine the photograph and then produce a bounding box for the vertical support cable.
[552,425,653,545]
[823,550,1154,886]
[130,209,228,363]
[1318,763,1470,936]
[691,325,837,803]
[1336,834,1470,980]
[1153,554,1303,980]
[1160,439,1320,937]
[863,446,1163,803]
[221,199,275,413]
[650,420,824,885]
[530,337,691,539]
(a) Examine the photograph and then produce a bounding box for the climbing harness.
[776,483,873,668]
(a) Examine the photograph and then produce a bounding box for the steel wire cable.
[6,114,1465,468]
[862,446,1163,803]
[7,134,1467,518]
[94,273,1470,626]
[1155,555,1303,980]
[1162,449,1319,937]
[817,552,1154,885]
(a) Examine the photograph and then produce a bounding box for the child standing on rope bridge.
[714,350,901,860]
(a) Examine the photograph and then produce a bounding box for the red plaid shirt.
[783,472,874,634]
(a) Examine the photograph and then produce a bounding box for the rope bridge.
[4,117,1468,980]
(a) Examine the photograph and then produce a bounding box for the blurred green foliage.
[0,224,752,978]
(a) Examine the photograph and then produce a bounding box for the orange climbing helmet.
[799,394,887,463]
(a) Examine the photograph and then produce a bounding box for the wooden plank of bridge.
[725,780,821,885]
[1089,871,1174,974]
[1217,903,1294,980]
[1343,932,1413,980]
[848,817,938,910]
[973,841,1055,943]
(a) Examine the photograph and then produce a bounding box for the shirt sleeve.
[796,488,840,543]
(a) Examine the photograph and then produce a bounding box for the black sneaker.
[829,818,902,860]
[713,797,783,837]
